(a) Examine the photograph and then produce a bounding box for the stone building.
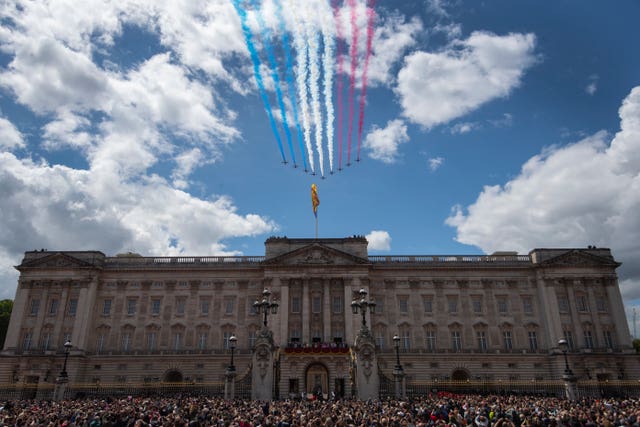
[1,236,637,398]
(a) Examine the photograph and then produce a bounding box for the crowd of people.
[1,393,639,427]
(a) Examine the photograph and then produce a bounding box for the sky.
[0,0,639,334]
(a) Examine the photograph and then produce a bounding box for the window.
[40,333,52,351]
[103,299,112,316]
[312,296,321,313]
[173,332,182,350]
[147,332,157,351]
[401,331,411,350]
[224,297,235,315]
[603,330,615,349]
[375,331,385,350]
[447,297,458,314]
[175,298,186,315]
[584,330,594,349]
[67,298,78,316]
[423,296,433,314]
[30,299,40,316]
[528,331,538,351]
[425,330,436,352]
[249,298,257,315]
[248,330,256,348]
[472,296,482,314]
[96,334,106,353]
[48,299,59,316]
[374,299,384,314]
[522,296,533,315]
[564,330,574,350]
[557,295,569,313]
[291,296,301,314]
[198,332,207,350]
[497,296,508,314]
[22,332,32,350]
[127,299,137,315]
[477,331,488,352]
[503,331,513,351]
[399,297,409,314]
[201,299,209,315]
[121,333,131,352]
[451,331,461,352]
[596,297,608,312]
[332,296,343,314]
[223,331,233,349]
[576,294,589,312]
[149,299,160,315]
[289,329,301,346]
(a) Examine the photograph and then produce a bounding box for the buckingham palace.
[1,236,638,399]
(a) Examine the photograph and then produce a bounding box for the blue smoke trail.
[274,0,308,171]
[232,0,286,163]
[250,0,297,167]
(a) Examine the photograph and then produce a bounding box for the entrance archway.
[305,363,329,398]
[163,369,183,383]
[451,369,470,381]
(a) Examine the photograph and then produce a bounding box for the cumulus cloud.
[0,117,25,150]
[586,74,599,96]
[446,86,640,327]
[450,122,478,135]
[363,119,410,163]
[366,230,391,251]
[397,31,537,128]
[428,156,444,172]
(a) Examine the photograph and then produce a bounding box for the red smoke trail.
[346,0,359,166]
[356,0,376,161]
[333,0,345,170]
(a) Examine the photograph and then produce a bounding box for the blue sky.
[1,0,639,333]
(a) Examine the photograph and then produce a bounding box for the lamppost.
[225,334,238,399]
[60,340,72,379]
[253,288,279,328]
[393,334,405,399]
[558,339,577,400]
[351,288,376,331]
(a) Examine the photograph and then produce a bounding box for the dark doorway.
[163,369,183,383]
[334,378,345,398]
[451,369,470,381]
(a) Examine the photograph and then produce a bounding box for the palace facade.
[1,236,638,398]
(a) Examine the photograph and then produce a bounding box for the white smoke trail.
[287,0,314,173]
[303,2,325,177]
[319,0,336,173]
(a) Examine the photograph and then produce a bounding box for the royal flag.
[311,184,320,218]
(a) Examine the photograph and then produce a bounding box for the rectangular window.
[522,296,533,315]
[564,330,574,350]
[423,296,433,314]
[67,298,78,316]
[174,332,182,350]
[312,296,322,313]
[528,331,538,351]
[503,331,513,350]
[399,297,409,314]
[175,298,186,315]
[497,296,508,314]
[249,298,258,315]
[425,331,436,352]
[96,334,106,353]
[401,331,411,350]
[121,333,131,352]
[103,299,112,315]
[223,331,232,349]
[198,332,207,350]
[30,299,40,316]
[127,299,137,315]
[332,296,343,314]
[22,332,32,350]
[375,331,384,350]
[447,297,458,314]
[576,295,589,312]
[472,296,483,314]
[596,297,608,312]
[48,299,59,316]
[603,330,615,349]
[201,299,209,315]
[584,330,594,349]
[248,330,256,348]
[291,296,301,314]
[147,332,157,351]
[477,331,487,351]
[374,299,384,314]
[557,295,569,313]
[151,299,161,315]
[451,331,461,352]
[224,297,235,315]
[41,333,52,351]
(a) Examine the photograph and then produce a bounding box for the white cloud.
[586,74,599,96]
[0,117,25,150]
[428,156,444,171]
[446,86,640,315]
[363,119,409,163]
[366,230,391,251]
[450,122,478,135]
[397,31,537,128]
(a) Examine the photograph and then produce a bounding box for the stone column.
[224,368,237,400]
[586,283,603,345]
[344,281,354,347]
[52,285,69,346]
[354,329,378,400]
[563,372,578,401]
[252,330,275,400]
[302,280,310,344]
[537,275,563,347]
[3,282,31,352]
[53,376,69,401]
[277,278,288,347]
[74,276,99,352]
[566,283,584,347]
[605,277,633,348]
[323,280,331,342]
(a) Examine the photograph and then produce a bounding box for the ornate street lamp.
[558,339,577,400]
[351,288,376,331]
[393,334,405,398]
[393,334,403,372]
[60,340,72,379]
[558,339,574,376]
[254,288,279,328]
[229,334,237,372]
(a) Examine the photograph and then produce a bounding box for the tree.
[633,338,640,353]
[0,299,13,348]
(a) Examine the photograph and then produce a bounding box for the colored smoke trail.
[288,1,315,173]
[232,0,286,163]
[304,4,325,177]
[251,0,296,166]
[320,0,336,173]
[346,0,359,166]
[274,0,307,171]
[356,0,376,161]
[332,0,346,170]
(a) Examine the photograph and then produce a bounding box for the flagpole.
[315,215,318,239]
